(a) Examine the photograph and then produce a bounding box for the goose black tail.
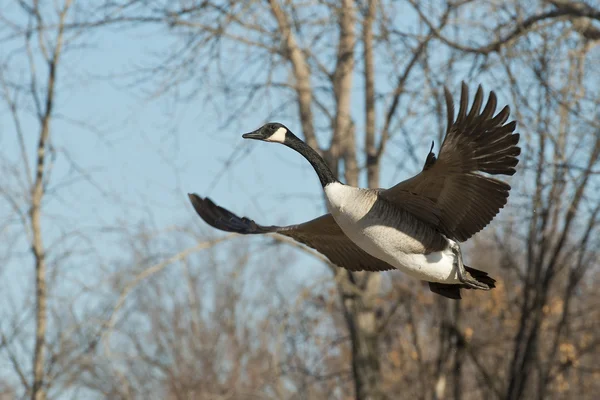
[428,266,496,300]
[465,266,496,289]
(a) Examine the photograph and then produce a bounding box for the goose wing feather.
[188,194,395,272]
[381,82,521,242]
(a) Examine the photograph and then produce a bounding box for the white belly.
[324,183,460,283]
[338,215,460,283]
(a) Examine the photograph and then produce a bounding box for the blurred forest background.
[0,0,599,399]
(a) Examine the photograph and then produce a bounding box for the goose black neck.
[285,133,338,187]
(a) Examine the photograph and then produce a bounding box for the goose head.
[242,122,338,187]
[242,122,290,144]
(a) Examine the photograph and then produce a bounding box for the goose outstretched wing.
[188,194,395,272]
[381,83,521,241]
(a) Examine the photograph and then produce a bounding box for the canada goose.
[189,83,520,299]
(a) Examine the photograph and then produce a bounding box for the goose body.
[189,83,520,299]
[324,182,459,283]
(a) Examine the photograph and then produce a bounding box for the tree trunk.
[340,273,384,400]
[30,6,67,394]
[333,2,384,399]
[30,93,51,400]
[363,0,378,188]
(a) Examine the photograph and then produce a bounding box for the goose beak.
[242,130,264,140]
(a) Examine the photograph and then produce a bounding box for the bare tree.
[408,1,600,399]
[0,2,75,399]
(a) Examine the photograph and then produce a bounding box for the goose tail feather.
[428,266,496,300]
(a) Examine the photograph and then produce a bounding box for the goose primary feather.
[188,83,520,299]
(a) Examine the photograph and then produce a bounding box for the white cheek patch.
[266,127,287,143]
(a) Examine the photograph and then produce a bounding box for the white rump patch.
[266,127,287,143]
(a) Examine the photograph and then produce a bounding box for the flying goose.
[188,83,520,299]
